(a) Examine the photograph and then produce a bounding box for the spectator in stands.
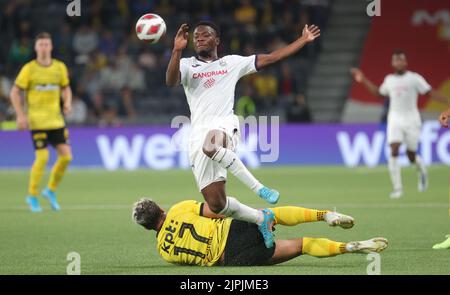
[8,37,32,66]
[301,0,330,30]
[234,0,257,24]
[89,50,108,71]
[17,20,32,39]
[65,95,87,125]
[301,0,330,53]
[98,58,128,93]
[131,0,155,17]
[98,29,118,58]
[127,62,145,93]
[96,56,139,118]
[116,45,132,74]
[74,82,96,123]
[253,70,279,107]
[285,93,312,123]
[98,102,122,127]
[55,24,74,64]
[278,63,298,97]
[0,71,13,122]
[138,47,158,70]
[236,84,257,118]
[121,86,137,118]
[73,25,99,63]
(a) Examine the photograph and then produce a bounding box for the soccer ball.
[135,13,167,44]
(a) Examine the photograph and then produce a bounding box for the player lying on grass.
[132,198,388,266]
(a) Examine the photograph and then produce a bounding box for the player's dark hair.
[132,198,163,230]
[392,49,406,57]
[194,21,220,37]
[35,32,52,42]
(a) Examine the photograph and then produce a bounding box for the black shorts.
[30,128,69,150]
[223,220,276,266]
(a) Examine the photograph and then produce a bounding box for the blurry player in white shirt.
[166,21,320,247]
[351,49,449,198]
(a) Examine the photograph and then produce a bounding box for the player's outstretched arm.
[256,24,320,70]
[166,23,189,87]
[9,85,28,130]
[439,108,450,128]
[350,68,383,97]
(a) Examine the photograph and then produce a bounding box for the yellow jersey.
[156,200,232,266]
[15,59,70,130]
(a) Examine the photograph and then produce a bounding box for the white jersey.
[179,55,257,131]
[379,71,431,125]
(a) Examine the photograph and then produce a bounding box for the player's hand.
[173,23,189,51]
[439,111,449,128]
[63,103,72,116]
[350,68,365,83]
[301,24,320,43]
[16,114,28,130]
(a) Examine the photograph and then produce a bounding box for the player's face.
[35,38,53,57]
[391,54,407,73]
[193,25,219,56]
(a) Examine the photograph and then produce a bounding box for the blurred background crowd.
[0,0,329,127]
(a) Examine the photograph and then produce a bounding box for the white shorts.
[188,115,240,191]
[387,122,421,151]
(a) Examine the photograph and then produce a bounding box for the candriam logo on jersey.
[192,69,228,79]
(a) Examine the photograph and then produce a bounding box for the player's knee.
[34,149,49,166]
[202,143,217,158]
[391,148,400,157]
[60,154,73,164]
[207,198,227,214]
[407,152,416,163]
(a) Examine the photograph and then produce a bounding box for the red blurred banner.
[349,0,450,111]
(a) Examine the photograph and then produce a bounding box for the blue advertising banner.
[0,121,448,169]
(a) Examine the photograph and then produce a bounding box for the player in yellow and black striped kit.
[132,198,388,266]
[10,32,73,212]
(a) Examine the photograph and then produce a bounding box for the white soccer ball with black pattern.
[135,13,167,44]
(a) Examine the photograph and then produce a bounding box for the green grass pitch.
[0,165,449,274]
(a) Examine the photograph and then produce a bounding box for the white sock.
[414,155,427,175]
[218,197,263,225]
[388,156,402,191]
[211,146,264,193]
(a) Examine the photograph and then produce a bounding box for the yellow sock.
[28,149,49,196]
[47,154,72,191]
[302,237,347,257]
[270,206,329,225]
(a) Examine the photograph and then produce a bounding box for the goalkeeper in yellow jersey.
[132,199,388,266]
[10,32,73,212]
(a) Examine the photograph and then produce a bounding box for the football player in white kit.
[166,21,320,247]
[351,50,449,198]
